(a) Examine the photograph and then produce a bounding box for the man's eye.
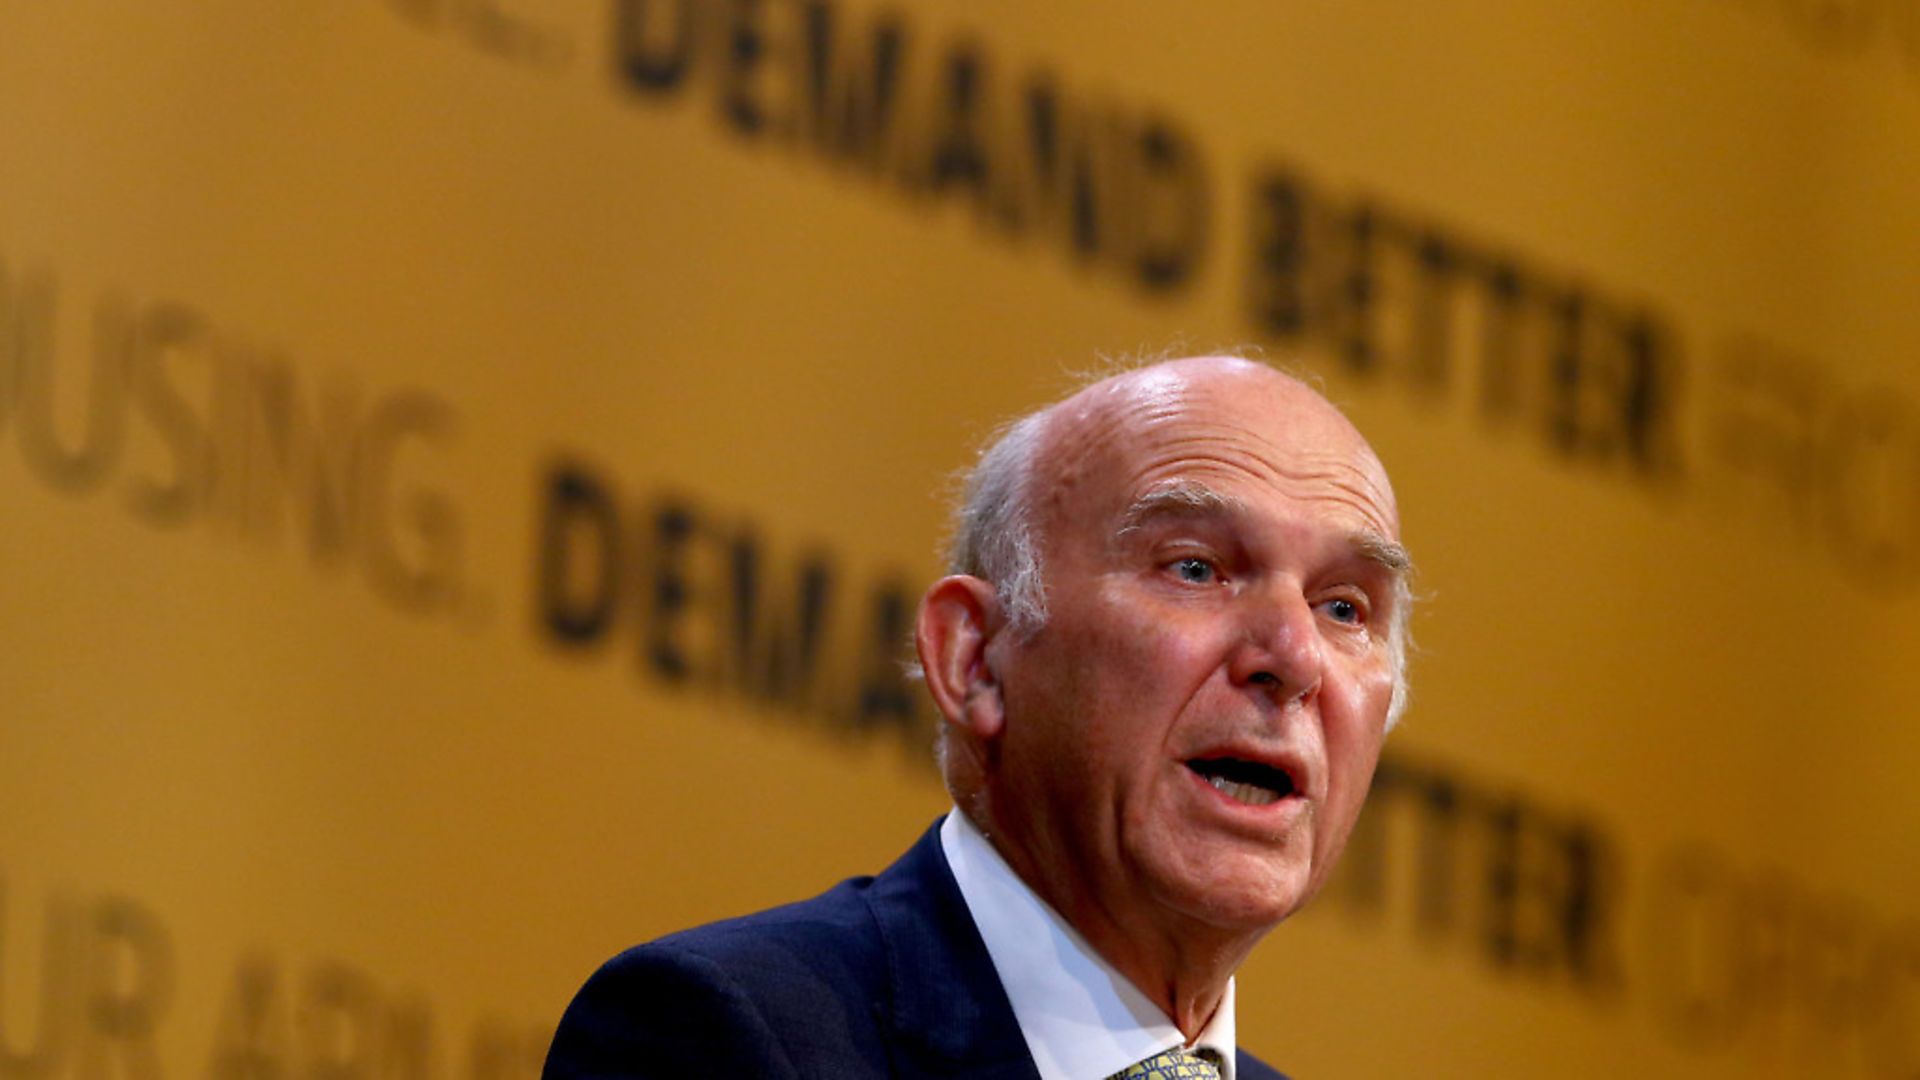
[1322,598,1364,624]
[1173,558,1217,584]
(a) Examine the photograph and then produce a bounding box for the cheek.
[1326,732,1383,815]
[1333,652,1397,729]
[1071,594,1220,692]
[1319,661,1391,830]
[1327,692,1388,788]
[1019,617,1217,785]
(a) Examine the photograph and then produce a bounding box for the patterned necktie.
[1107,1046,1223,1079]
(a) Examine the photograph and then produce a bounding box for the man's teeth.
[1190,757,1295,805]
[1207,775,1283,806]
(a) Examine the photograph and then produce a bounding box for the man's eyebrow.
[1116,481,1413,574]
[1116,482,1246,536]
[1353,531,1412,574]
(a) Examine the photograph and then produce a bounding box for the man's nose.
[1227,584,1324,704]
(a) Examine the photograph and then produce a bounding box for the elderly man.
[545,356,1411,1079]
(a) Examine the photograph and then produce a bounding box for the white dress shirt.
[940,810,1238,1080]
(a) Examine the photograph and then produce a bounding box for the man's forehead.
[1036,360,1399,537]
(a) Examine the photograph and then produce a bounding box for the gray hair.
[943,362,1415,730]
[1383,574,1413,729]
[945,409,1051,635]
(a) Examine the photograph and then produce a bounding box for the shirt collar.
[941,810,1238,1080]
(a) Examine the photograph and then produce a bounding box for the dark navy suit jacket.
[544,820,1288,1080]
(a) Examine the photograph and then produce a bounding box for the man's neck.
[941,811,1241,1080]
[1056,889,1251,1038]
[965,808,1260,1040]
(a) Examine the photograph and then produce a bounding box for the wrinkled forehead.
[1034,361,1400,543]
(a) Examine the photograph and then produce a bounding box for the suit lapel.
[862,819,1043,1080]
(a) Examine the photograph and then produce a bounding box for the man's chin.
[1148,858,1316,935]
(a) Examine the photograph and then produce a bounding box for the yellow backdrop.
[3,2,1916,1077]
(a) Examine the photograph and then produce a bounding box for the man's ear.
[915,575,1008,741]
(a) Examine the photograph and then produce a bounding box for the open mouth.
[1186,757,1296,807]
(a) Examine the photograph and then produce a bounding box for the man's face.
[986,360,1404,938]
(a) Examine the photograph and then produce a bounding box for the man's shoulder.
[589,817,960,992]
[545,823,977,1080]
[546,874,900,1080]
[619,871,891,987]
